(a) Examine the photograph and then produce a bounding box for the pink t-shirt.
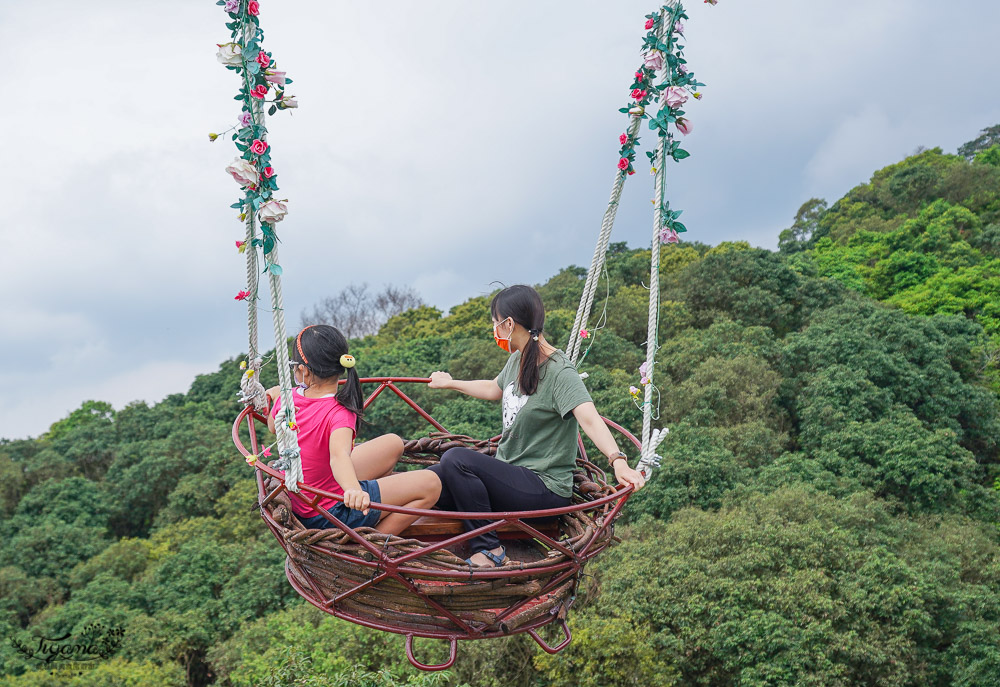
[271,388,357,517]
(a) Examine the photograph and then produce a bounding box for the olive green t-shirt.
[494,350,593,498]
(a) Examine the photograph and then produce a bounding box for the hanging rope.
[215,4,302,491]
[641,134,667,463]
[566,5,674,364]
[568,0,711,476]
[264,242,304,491]
[239,93,268,414]
[566,113,644,364]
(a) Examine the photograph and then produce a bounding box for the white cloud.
[7,359,215,440]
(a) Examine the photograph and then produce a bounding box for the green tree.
[958,124,1000,160]
[778,198,827,254]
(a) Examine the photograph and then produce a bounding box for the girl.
[428,285,645,567]
[267,324,440,536]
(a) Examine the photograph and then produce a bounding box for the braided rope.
[566,114,643,363]
[239,97,268,414]
[265,243,304,491]
[567,6,673,364]
[641,135,667,462]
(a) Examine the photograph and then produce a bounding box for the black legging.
[428,447,570,553]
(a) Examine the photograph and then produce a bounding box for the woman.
[266,324,441,536]
[428,285,645,567]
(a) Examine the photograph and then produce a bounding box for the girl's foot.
[466,545,509,567]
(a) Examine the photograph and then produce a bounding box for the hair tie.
[528,328,541,342]
[340,354,356,369]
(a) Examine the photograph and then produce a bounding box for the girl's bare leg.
[351,433,404,480]
[374,470,442,536]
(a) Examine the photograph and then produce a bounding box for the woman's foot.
[466,545,509,567]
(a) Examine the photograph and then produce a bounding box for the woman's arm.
[329,427,370,514]
[572,402,646,490]
[428,371,503,401]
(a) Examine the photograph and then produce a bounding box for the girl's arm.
[428,371,503,401]
[572,401,646,490]
[329,427,370,513]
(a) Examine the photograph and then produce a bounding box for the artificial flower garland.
[616,1,710,246]
[618,1,717,403]
[210,0,297,290]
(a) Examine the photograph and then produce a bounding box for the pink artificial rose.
[238,111,253,127]
[644,18,655,30]
[617,158,629,171]
[662,86,689,109]
[580,329,590,339]
[705,0,718,5]
[250,84,268,99]
[635,70,644,81]
[628,169,636,175]
[226,158,258,187]
[620,133,628,145]
[263,166,275,178]
[248,0,260,16]
[278,95,298,109]
[675,117,693,135]
[678,63,689,75]
[256,51,271,68]
[250,139,269,155]
[674,20,684,34]
[235,290,250,301]
[264,70,286,86]
[631,88,648,101]
[660,227,680,244]
[639,360,652,385]
[643,51,664,71]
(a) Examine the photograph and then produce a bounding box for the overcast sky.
[2,0,999,440]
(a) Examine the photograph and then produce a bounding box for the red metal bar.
[406,635,458,672]
[528,619,572,654]
[507,519,578,560]
[492,567,580,625]
[385,382,448,433]
[363,381,389,409]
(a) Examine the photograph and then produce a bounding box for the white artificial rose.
[258,199,288,225]
[216,42,243,67]
[225,158,258,187]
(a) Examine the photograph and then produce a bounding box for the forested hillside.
[3,135,1000,686]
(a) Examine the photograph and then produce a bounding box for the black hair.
[490,285,546,395]
[291,324,364,429]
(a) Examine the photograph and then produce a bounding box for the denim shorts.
[297,479,382,530]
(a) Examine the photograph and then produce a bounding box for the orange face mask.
[493,318,512,353]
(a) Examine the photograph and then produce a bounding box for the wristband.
[609,451,627,467]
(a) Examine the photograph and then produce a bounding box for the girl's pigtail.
[336,363,365,431]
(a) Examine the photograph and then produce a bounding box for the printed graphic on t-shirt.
[502,382,529,429]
